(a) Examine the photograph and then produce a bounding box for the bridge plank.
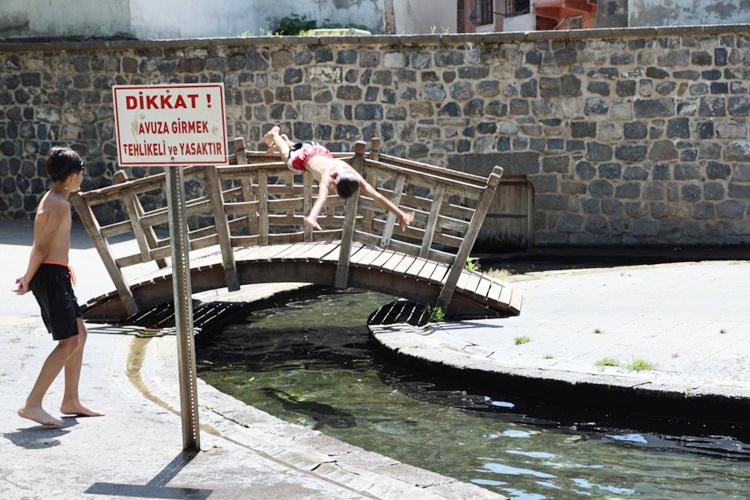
[377,251,408,273]
[405,257,429,278]
[474,277,492,299]
[354,247,386,267]
[295,242,340,261]
[367,249,399,270]
[392,255,418,276]
[235,243,295,262]
[275,243,315,260]
[349,246,383,265]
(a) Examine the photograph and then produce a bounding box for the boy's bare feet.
[263,126,280,147]
[18,405,64,426]
[60,402,105,417]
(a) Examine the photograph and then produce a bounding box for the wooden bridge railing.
[72,137,503,317]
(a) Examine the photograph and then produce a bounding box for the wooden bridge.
[73,138,522,322]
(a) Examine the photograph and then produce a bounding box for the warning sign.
[113,83,228,166]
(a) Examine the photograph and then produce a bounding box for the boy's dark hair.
[46,147,84,183]
[335,172,360,199]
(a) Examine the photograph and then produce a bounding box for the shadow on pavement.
[85,450,212,499]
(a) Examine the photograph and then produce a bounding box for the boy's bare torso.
[35,191,72,264]
[304,155,358,183]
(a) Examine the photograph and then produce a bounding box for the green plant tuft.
[514,335,531,345]
[428,305,445,322]
[465,257,481,272]
[628,359,655,371]
[595,357,620,367]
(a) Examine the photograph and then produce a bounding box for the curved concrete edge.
[116,282,503,500]
[369,313,750,419]
[132,334,501,500]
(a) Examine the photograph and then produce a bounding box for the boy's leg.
[60,319,104,417]
[264,126,292,163]
[18,336,79,426]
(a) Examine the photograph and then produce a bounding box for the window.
[505,0,531,17]
[479,0,494,26]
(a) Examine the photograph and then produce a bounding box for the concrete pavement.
[0,220,497,500]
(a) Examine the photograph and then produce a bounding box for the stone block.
[615,144,648,162]
[634,98,674,118]
[692,202,716,219]
[589,179,614,198]
[598,162,622,179]
[724,142,750,161]
[681,184,702,202]
[717,200,746,219]
[586,142,613,162]
[615,182,641,199]
[699,96,726,116]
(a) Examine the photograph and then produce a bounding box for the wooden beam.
[419,184,446,259]
[335,193,359,288]
[437,166,504,310]
[70,192,139,316]
[204,165,240,291]
[379,174,406,249]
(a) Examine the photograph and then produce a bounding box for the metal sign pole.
[166,165,201,451]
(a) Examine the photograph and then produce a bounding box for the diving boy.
[263,125,415,231]
[14,147,104,426]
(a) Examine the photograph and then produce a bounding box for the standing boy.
[14,147,104,426]
[264,125,415,231]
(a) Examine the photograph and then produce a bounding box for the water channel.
[195,287,750,499]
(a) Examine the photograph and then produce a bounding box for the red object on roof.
[534,0,597,30]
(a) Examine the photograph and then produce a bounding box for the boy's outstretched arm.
[359,178,415,231]
[303,176,331,231]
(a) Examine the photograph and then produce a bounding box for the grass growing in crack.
[465,257,481,272]
[596,357,620,368]
[427,305,445,322]
[628,359,655,371]
[515,335,531,345]
[593,328,603,334]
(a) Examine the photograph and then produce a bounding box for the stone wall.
[2,25,750,247]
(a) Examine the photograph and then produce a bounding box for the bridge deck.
[82,241,521,322]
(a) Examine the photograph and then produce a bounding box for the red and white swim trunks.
[287,142,333,172]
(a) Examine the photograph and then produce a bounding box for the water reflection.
[195,288,750,498]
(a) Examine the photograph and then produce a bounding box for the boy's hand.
[303,215,323,231]
[399,211,415,232]
[13,277,29,295]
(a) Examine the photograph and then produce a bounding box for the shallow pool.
[195,288,750,499]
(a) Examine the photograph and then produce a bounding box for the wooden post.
[368,137,381,162]
[258,170,269,246]
[71,193,139,316]
[379,174,406,249]
[363,139,381,234]
[204,165,240,291]
[351,141,366,173]
[303,173,313,242]
[419,184,446,259]
[437,166,504,309]
[114,170,168,268]
[234,137,257,236]
[335,191,359,288]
